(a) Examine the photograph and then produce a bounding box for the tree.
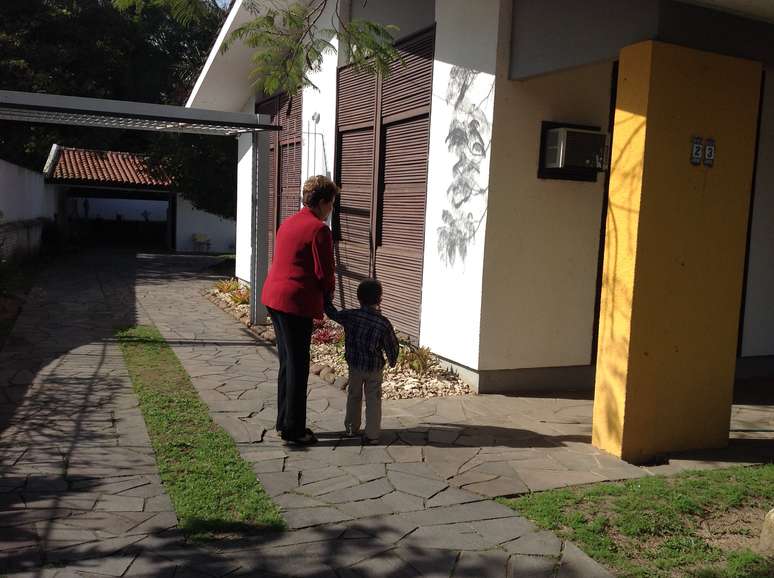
[0,0,237,218]
[115,0,399,97]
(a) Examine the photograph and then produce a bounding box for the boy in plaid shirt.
[324,279,399,443]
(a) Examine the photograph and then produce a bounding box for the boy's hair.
[302,175,339,208]
[357,279,382,306]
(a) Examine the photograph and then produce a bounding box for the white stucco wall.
[236,97,256,282]
[352,0,435,41]
[741,69,774,357]
[0,158,56,222]
[176,195,236,253]
[418,0,502,369]
[70,197,167,221]
[302,36,338,182]
[478,62,613,371]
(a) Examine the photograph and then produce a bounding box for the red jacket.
[261,207,335,319]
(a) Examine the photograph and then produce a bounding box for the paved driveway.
[2,251,772,577]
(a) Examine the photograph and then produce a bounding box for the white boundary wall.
[176,195,236,253]
[0,158,56,222]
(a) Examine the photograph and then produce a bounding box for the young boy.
[324,279,399,443]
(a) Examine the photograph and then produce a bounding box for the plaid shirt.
[324,301,399,373]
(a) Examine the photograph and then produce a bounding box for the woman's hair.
[302,175,339,208]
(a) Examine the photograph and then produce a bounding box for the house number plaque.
[690,137,715,167]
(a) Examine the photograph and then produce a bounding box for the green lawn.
[499,465,774,578]
[117,325,284,540]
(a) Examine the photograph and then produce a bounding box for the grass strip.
[117,325,284,539]
[499,464,774,578]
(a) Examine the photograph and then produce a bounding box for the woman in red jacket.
[261,175,337,445]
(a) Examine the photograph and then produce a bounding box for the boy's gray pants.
[346,368,383,440]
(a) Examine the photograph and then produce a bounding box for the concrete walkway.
[2,251,772,577]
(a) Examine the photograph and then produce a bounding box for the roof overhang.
[186,0,297,112]
[0,90,278,136]
[683,0,774,23]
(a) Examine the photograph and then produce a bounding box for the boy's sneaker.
[345,425,358,437]
[364,436,380,445]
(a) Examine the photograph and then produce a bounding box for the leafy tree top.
[116,0,400,97]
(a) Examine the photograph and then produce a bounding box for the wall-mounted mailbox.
[538,122,609,182]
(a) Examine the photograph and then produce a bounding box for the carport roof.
[0,90,278,136]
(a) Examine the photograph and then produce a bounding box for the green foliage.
[397,344,435,376]
[0,256,41,350]
[113,0,222,25]
[117,325,284,539]
[339,18,401,77]
[148,133,237,219]
[224,0,399,96]
[215,278,240,293]
[230,287,250,305]
[499,465,774,578]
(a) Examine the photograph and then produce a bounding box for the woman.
[261,175,337,445]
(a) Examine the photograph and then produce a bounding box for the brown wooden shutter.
[258,90,302,266]
[276,92,303,226]
[333,28,434,340]
[334,66,376,309]
[375,30,434,341]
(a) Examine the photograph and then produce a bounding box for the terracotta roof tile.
[51,147,173,188]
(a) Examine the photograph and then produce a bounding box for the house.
[188,0,774,463]
[43,145,236,253]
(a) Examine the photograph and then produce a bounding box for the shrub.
[230,287,250,305]
[215,278,240,293]
[398,345,435,376]
[312,325,342,345]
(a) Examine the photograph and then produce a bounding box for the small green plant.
[230,287,250,305]
[215,278,240,293]
[397,344,435,376]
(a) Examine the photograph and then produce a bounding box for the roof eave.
[186,0,256,112]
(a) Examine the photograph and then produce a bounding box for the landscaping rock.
[310,319,471,401]
[760,508,774,554]
[206,284,471,401]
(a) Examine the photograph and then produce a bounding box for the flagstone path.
[2,251,772,577]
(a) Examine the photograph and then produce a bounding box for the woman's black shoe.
[281,431,318,445]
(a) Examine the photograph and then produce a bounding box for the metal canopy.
[0,90,278,136]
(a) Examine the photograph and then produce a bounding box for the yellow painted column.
[592,41,762,463]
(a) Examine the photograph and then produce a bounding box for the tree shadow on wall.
[437,66,494,266]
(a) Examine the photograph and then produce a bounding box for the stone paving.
[0,253,184,576]
[2,251,773,577]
